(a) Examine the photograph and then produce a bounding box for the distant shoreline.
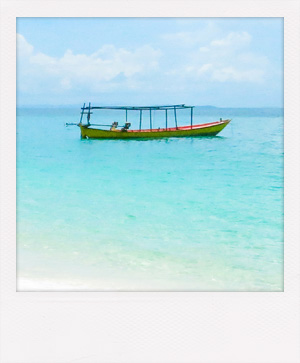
[16,106,284,118]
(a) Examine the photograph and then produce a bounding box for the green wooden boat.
[67,103,231,139]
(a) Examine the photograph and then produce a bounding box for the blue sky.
[17,18,283,107]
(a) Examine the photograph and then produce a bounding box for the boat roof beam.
[81,104,194,111]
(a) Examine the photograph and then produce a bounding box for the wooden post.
[165,109,168,130]
[139,110,142,130]
[191,107,193,129]
[87,102,91,125]
[150,109,152,130]
[79,103,86,124]
[174,106,178,129]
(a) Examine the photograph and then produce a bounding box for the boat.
[66,103,231,139]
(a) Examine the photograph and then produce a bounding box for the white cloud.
[16,26,276,105]
[17,34,161,94]
[161,22,219,47]
[60,78,72,90]
[162,31,198,46]
[162,30,267,84]
[17,34,34,57]
[237,52,269,67]
[199,47,209,52]
[184,64,213,76]
[212,67,264,83]
[211,31,252,48]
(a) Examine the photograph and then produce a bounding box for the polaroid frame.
[0,1,299,362]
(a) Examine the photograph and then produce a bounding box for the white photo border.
[1,1,299,362]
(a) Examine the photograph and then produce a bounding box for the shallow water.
[16,107,283,291]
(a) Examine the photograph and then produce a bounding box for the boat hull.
[79,120,230,139]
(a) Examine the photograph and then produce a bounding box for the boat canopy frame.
[79,103,195,130]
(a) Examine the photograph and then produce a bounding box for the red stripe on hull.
[128,120,228,133]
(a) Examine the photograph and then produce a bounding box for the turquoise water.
[16,107,283,291]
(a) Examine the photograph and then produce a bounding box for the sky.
[17,17,283,107]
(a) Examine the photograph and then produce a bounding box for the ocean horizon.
[16,106,284,291]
